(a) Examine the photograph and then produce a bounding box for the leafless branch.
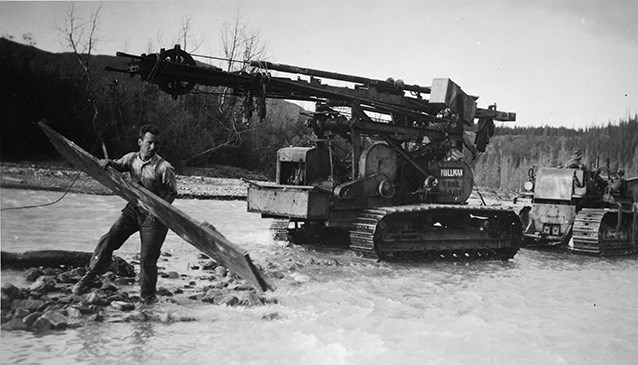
[56,3,107,158]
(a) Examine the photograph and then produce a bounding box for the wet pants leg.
[89,204,139,274]
[88,203,168,299]
[138,213,168,299]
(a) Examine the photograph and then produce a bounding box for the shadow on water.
[285,238,638,290]
[71,321,158,362]
[280,239,524,287]
[124,322,157,362]
[520,246,638,270]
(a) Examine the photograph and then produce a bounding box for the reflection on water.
[2,188,638,365]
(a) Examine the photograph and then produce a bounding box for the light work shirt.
[111,152,177,202]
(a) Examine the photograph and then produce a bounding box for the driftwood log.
[1,250,135,277]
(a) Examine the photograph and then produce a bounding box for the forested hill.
[472,118,638,191]
[0,37,310,176]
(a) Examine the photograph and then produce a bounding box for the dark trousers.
[89,203,168,299]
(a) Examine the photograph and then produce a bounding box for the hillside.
[0,37,309,177]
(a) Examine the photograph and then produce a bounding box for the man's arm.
[162,163,178,203]
[100,153,134,172]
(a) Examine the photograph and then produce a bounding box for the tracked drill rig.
[110,45,522,260]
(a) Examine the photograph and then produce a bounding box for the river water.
[1,188,637,365]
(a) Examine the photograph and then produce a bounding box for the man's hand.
[99,159,112,170]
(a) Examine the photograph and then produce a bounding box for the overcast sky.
[1,0,637,129]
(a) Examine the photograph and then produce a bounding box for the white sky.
[1,0,637,129]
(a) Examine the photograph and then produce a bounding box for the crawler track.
[349,204,522,261]
[269,219,291,242]
[570,208,638,256]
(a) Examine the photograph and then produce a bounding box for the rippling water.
[2,188,637,365]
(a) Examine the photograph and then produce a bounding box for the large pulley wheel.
[358,142,397,181]
[157,47,197,98]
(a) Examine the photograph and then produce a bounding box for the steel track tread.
[571,208,637,256]
[269,219,291,242]
[571,209,607,253]
[349,205,521,261]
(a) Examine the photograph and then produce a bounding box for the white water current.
[1,188,637,364]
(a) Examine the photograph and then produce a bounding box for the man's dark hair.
[139,124,161,139]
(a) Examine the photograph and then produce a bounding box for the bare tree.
[146,38,155,54]
[182,14,268,164]
[178,16,205,52]
[57,3,108,158]
[154,29,166,51]
[220,15,267,72]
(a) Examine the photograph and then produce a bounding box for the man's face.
[138,132,161,160]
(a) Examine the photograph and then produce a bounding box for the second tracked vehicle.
[110,45,522,261]
[520,163,638,256]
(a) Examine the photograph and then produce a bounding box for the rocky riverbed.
[1,251,283,333]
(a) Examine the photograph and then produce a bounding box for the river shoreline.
[1,161,519,204]
[0,162,254,200]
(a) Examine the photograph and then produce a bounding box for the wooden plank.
[38,122,273,292]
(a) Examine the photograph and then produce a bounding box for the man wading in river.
[73,124,178,304]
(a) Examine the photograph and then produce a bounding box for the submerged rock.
[114,277,135,285]
[1,283,21,301]
[124,311,148,322]
[100,281,119,292]
[24,268,44,282]
[56,272,74,284]
[156,287,173,297]
[41,310,67,329]
[12,308,30,319]
[261,312,281,321]
[201,260,218,270]
[66,307,82,318]
[1,293,11,310]
[10,299,47,312]
[215,266,228,277]
[237,292,265,306]
[4,318,29,331]
[66,319,84,329]
[31,317,53,333]
[85,292,108,306]
[87,313,104,322]
[29,278,56,293]
[22,311,43,327]
[110,301,135,311]
[215,294,239,307]
[105,293,128,304]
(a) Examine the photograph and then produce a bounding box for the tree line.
[472,118,638,191]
